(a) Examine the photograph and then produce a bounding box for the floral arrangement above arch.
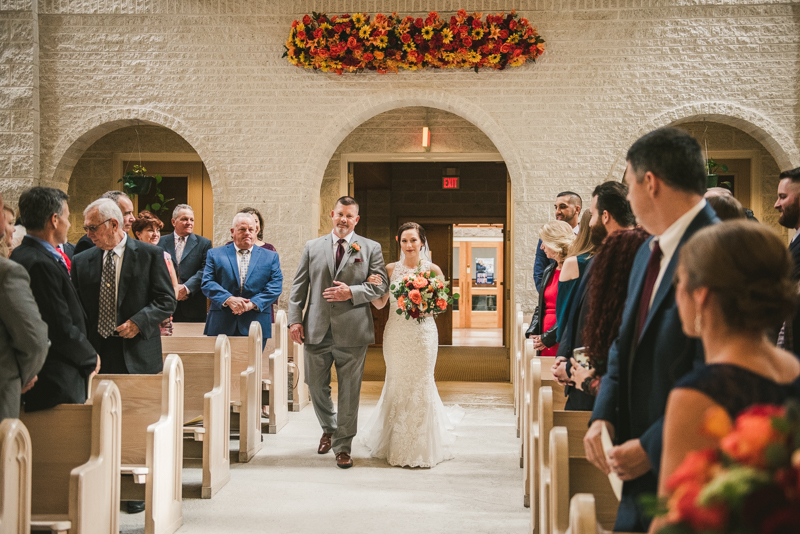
[283,10,545,74]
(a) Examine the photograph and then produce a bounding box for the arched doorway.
[318,106,513,382]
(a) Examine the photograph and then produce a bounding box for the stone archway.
[43,107,225,202]
[606,101,800,180]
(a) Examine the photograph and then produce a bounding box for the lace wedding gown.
[361,260,464,467]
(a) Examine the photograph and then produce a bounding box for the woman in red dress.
[529,220,575,356]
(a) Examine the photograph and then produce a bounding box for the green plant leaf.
[151,202,161,211]
[155,175,162,184]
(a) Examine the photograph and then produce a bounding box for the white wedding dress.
[361,260,464,467]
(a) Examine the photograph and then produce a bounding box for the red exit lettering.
[442,177,460,189]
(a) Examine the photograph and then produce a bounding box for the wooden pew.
[166,324,263,462]
[513,306,524,423]
[21,380,121,534]
[535,386,596,534]
[0,418,32,534]
[288,339,309,412]
[549,427,619,534]
[162,335,231,498]
[89,354,184,534]
[264,310,289,434]
[567,494,598,534]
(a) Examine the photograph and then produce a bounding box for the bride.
[360,222,463,468]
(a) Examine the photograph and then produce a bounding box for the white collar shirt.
[331,230,354,258]
[102,233,127,297]
[573,223,580,235]
[233,243,255,276]
[648,198,707,309]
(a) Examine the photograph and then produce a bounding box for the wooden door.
[125,161,214,239]
[425,224,453,346]
[454,240,504,329]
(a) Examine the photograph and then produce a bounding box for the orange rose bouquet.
[391,267,458,323]
[655,401,800,534]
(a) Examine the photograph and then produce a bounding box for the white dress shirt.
[331,230,354,260]
[103,233,127,299]
[647,199,707,310]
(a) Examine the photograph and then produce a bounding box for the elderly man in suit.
[72,198,176,375]
[774,166,800,355]
[288,196,388,469]
[158,204,212,322]
[73,191,136,255]
[583,127,719,532]
[201,212,282,342]
[11,187,100,411]
[0,191,49,420]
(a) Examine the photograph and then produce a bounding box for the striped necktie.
[238,249,250,293]
[98,251,117,338]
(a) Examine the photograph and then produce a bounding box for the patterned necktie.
[635,240,663,342]
[98,251,117,338]
[335,238,346,270]
[175,236,186,264]
[238,249,250,293]
[57,247,71,274]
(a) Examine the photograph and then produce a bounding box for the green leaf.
[155,175,163,184]
[765,442,790,469]
[396,309,403,315]
[453,293,460,299]
[151,203,161,211]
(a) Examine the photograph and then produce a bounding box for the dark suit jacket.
[591,203,719,478]
[202,243,283,340]
[61,242,76,261]
[787,237,800,357]
[71,237,176,374]
[526,262,558,347]
[11,236,98,410]
[158,232,213,322]
[533,238,556,293]
[74,234,95,255]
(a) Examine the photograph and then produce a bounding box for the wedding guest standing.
[71,199,175,374]
[0,191,48,421]
[774,166,800,356]
[584,127,719,532]
[651,221,800,533]
[133,211,180,336]
[158,204,212,322]
[202,212,282,344]
[533,191,582,291]
[11,187,99,411]
[527,220,575,355]
[237,207,278,323]
[74,191,136,255]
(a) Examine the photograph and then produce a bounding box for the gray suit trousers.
[304,327,367,454]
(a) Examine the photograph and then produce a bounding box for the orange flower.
[397,295,406,309]
[351,243,360,252]
[720,405,786,467]
[436,298,447,310]
[668,481,729,531]
[409,289,422,304]
[412,276,428,289]
[703,405,733,441]
[666,449,718,492]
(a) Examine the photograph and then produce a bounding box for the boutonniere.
[349,242,360,255]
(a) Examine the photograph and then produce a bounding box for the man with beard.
[532,191,582,292]
[774,167,800,355]
[554,181,635,410]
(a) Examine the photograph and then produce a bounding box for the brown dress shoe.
[336,451,353,469]
[318,432,333,454]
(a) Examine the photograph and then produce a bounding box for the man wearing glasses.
[73,190,136,255]
[71,198,175,375]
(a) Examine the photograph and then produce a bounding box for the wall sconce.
[422,126,430,148]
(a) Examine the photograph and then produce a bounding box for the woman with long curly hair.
[570,227,650,397]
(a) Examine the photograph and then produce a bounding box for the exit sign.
[442,176,460,189]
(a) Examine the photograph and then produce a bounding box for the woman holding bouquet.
[361,222,463,468]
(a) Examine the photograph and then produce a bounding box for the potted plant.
[143,175,174,217]
[120,165,153,196]
[706,158,729,189]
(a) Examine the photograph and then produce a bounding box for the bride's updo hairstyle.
[396,222,427,249]
[678,220,796,333]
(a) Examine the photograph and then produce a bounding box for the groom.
[289,196,388,469]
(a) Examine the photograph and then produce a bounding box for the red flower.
[436,298,447,311]
[721,406,787,468]
[297,31,307,40]
[347,36,358,48]
[457,9,467,18]
[509,20,518,31]
[363,52,374,62]
[673,482,729,531]
[409,289,422,305]
[666,449,718,492]
[313,28,323,39]
[472,18,482,29]
[292,20,298,28]
[414,18,424,28]
[302,14,311,25]
[463,36,473,47]
[401,33,411,44]
[334,24,343,33]
[500,29,509,39]
[428,11,438,19]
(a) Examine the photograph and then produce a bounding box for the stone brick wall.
[3,0,797,315]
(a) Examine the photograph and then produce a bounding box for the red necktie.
[635,240,662,342]
[57,247,71,274]
[335,239,345,270]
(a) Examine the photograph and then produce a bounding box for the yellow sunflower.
[376,35,389,48]
[402,43,416,52]
[352,13,366,27]
[488,54,501,64]
[320,22,332,31]
[469,51,481,62]
[472,28,485,40]
[359,25,371,39]
[421,26,434,40]
[508,34,520,44]
[441,28,453,44]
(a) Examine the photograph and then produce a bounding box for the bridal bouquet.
[391,268,458,323]
[654,401,800,534]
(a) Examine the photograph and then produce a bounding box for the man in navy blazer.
[202,212,282,343]
[584,127,719,532]
[533,191,582,292]
[158,204,212,322]
[774,167,800,355]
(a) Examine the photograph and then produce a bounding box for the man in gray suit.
[0,191,49,420]
[289,196,388,469]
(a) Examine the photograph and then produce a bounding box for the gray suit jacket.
[289,233,388,347]
[0,256,49,420]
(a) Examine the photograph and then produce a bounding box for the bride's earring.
[694,314,702,336]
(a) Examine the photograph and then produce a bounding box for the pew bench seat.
[30,515,72,533]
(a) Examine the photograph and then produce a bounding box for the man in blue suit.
[202,212,282,344]
[584,127,719,532]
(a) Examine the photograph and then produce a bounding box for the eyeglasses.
[83,218,112,233]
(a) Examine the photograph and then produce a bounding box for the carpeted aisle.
[119,382,526,534]
[363,346,510,382]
